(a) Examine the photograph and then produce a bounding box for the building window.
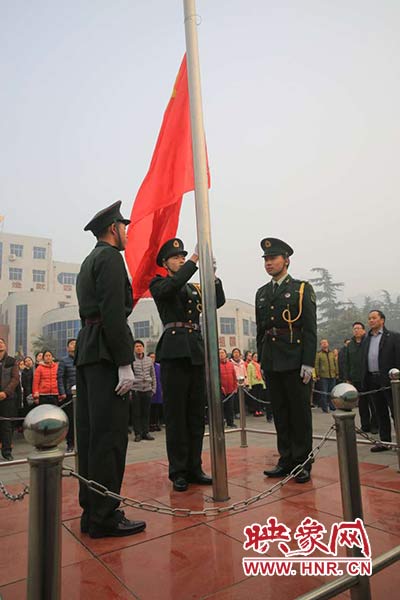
[10,243,23,257]
[9,267,22,281]
[57,272,77,285]
[33,246,46,259]
[43,320,81,359]
[33,270,46,283]
[243,319,249,336]
[220,317,236,335]
[250,321,257,337]
[133,320,150,339]
[16,304,28,355]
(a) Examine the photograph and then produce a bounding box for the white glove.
[115,365,135,396]
[193,243,199,256]
[212,256,217,272]
[300,365,313,385]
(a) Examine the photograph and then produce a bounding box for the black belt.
[85,317,102,325]
[368,371,380,376]
[164,322,200,332]
[266,327,301,336]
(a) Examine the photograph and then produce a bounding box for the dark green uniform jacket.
[256,275,317,372]
[75,241,134,367]
[150,260,226,365]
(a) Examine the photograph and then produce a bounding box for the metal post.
[72,388,79,472]
[24,405,68,600]
[389,368,400,472]
[334,412,371,600]
[237,377,248,448]
[183,0,229,501]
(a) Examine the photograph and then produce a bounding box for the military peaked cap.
[156,238,188,267]
[260,237,294,258]
[84,201,130,236]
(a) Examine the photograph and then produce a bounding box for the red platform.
[0,448,399,599]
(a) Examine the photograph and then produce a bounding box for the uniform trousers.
[365,373,393,442]
[160,359,206,480]
[267,369,312,471]
[76,362,129,527]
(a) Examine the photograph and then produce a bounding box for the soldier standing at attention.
[150,239,226,492]
[75,201,146,538]
[256,238,317,484]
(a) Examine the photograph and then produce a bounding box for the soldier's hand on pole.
[115,365,135,396]
[300,365,313,385]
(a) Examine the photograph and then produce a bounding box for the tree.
[309,268,344,328]
[31,334,58,358]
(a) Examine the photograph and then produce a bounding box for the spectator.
[361,310,400,451]
[148,352,163,432]
[230,348,248,417]
[247,352,266,417]
[345,322,377,434]
[338,339,351,382]
[315,339,338,413]
[0,338,19,460]
[131,340,156,442]
[35,352,44,367]
[57,339,77,452]
[219,348,237,428]
[21,356,34,415]
[32,350,59,405]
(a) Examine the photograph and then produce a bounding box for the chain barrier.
[354,426,399,451]
[0,480,29,502]
[313,385,391,397]
[243,387,270,405]
[221,391,236,404]
[62,424,336,517]
[0,399,73,421]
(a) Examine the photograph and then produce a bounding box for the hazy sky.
[1,1,399,304]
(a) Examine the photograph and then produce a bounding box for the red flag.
[126,55,208,304]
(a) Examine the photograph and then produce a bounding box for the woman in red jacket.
[33,350,60,405]
[219,348,238,428]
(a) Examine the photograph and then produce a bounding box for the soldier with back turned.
[75,201,146,538]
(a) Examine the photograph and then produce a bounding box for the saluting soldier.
[150,239,226,492]
[75,201,146,538]
[256,238,317,483]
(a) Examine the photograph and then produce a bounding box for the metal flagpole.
[183,0,229,501]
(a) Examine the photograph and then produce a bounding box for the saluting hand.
[115,365,135,396]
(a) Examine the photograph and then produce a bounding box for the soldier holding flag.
[150,238,226,492]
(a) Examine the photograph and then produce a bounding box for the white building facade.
[0,231,256,358]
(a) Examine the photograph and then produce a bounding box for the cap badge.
[264,240,271,249]
[173,240,180,248]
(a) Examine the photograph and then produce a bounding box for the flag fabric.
[125,54,209,305]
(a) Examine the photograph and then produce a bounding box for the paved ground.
[1,408,398,486]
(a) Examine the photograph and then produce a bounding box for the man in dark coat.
[150,238,226,492]
[256,238,317,483]
[0,338,19,460]
[57,338,77,452]
[360,309,400,451]
[345,322,377,433]
[75,201,146,538]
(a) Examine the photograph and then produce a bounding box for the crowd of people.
[312,312,399,453]
[2,200,398,542]
[0,339,78,459]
